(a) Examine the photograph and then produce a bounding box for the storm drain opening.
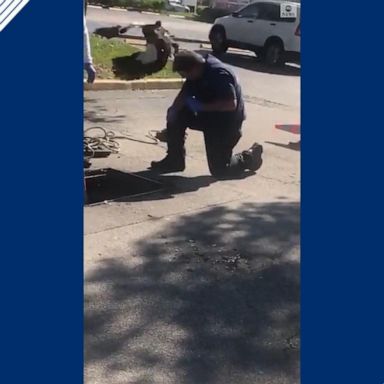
[85,168,163,205]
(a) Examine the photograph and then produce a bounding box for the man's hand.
[84,63,96,84]
[186,97,203,113]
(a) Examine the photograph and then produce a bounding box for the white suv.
[209,0,300,66]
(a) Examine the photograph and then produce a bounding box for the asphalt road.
[84,90,300,384]
[87,6,211,41]
[86,7,300,108]
[84,9,300,383]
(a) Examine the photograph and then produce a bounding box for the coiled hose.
[84,126,163,159]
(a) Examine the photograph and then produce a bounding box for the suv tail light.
[295,24,301,36]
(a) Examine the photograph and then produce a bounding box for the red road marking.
[275,124,301,134]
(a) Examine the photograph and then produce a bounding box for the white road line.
[169,14,186,19]
[88,5,126,12]
[141,11,160,15]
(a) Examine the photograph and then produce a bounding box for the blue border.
[302,1,384,383]
[0,2,83,383]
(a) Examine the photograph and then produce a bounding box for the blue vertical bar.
[0,2,83,383]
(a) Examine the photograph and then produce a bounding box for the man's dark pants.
[167,108,246,178]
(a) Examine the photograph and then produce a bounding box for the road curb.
[84,78,184,91]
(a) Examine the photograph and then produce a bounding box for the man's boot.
[150,156,185,173]
[242,143,263,171]
[151,118,187,173]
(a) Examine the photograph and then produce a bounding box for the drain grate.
[85,168,162,205]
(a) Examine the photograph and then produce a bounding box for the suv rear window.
[238,3,262,18]
[259,3,281,21]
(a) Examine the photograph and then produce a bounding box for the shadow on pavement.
[112,173,216,203]
[114,171,257,203]
[84,98,126,124]
[84,110,126,124]
[197,49,301,77]
[85,201,300,383]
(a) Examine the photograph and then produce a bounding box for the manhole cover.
[85,168,162,205]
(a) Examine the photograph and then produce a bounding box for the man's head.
[173,50,206,80]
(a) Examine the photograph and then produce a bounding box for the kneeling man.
[151,50,263,178]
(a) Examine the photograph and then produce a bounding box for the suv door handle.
[247,19,254,23]
[270,23,276,26]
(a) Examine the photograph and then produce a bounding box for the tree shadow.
[84,110,126,124]
[85,202,300,383]
[84,98,126,124]
[197,49,301,77]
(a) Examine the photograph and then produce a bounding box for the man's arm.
[83,16,93,65]
[200,98,237,112]
[84,16,96,83]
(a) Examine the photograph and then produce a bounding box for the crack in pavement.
[244,95,295,110]
[259,175,300,186]
[84,196,248,237]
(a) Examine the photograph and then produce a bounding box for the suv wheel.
[210,28,228,54]
[264,41,285,66]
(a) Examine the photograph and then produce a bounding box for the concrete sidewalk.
[84,89,300,384]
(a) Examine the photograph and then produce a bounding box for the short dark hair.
[173,50,205,72]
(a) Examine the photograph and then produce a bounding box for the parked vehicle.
[209,0,300,66]
[165,0,191,13]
